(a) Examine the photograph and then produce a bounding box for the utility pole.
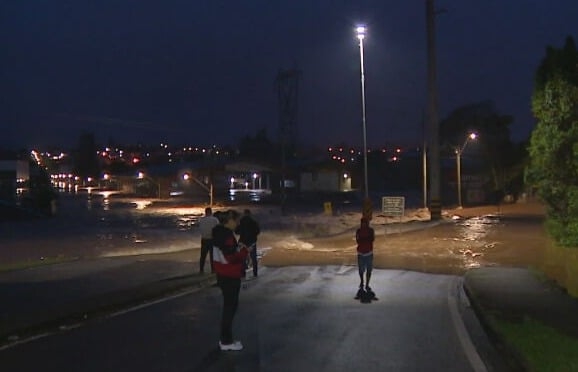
[276,68,300,215]
[426,0,442,220]
[422,110,428,209]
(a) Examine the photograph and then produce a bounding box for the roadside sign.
[382,196,405,217]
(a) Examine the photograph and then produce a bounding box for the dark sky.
[2,1,577,150]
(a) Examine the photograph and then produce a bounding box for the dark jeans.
[200,238,214,273]
[249,244,258,276]
[217,275,241,344]
[242,244,258,277]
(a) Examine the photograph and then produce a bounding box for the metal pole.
[422,111,427,209]
[359,36,369,199]
[426,0,441,220]
[210,183,213,207]
[423,141,428,209]
[457,151,462,208]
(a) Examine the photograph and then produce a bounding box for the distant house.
[299,160,351,193]
[111,159,276,203]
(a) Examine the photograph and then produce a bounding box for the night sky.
[2,1,577,150]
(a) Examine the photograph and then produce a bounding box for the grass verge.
[0,256,76,273]
[494,318,578,372]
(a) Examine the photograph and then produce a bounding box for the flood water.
[0,193,205,263]
[0,192,549,276]
[263,207,550,276]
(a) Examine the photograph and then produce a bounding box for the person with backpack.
[355,217,375,299]
[212,210,253,351]
[236,209,261,277]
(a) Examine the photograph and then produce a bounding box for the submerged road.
[0,266,501,372]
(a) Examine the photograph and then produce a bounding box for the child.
[355,217,375,299]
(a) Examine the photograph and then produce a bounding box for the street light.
[455,133,477,208]
[356,25,369,200]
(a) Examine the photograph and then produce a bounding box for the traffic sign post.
[382,196,405,218]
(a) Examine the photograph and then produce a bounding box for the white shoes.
[219,340,243,351]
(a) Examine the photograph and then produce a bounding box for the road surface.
[0,266,500,372]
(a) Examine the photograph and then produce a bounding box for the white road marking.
[336,265,353,275]
[447,278,488,372]
[0,332,52,352]
[105,288,198,318]
[0,287,202,351]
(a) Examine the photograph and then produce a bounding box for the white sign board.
[382,196,405,217]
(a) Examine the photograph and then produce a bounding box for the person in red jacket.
[356,217,375,293]
[212,209,253,351]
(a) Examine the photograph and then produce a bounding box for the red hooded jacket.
[212,224,249,278]
[356,218,375,255]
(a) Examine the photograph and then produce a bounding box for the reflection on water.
[229,189,272,203]
[133,200,152,210]
[377,212,548,275]
[0,194,207,262]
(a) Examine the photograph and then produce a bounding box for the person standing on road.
[198,207,219,274]
[356,217,375,292]
[236,209,260,277]
[212,209,253,351]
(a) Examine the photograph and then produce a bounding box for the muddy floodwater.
[0,194,550,277]
[262,204,550,276]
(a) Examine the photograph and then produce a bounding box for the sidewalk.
[0,250,215,344]
[464,267,578,369]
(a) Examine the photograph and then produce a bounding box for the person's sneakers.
[365,286,376,300]
[219,341,243,351]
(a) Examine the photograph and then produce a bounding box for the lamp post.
[356,25,369,199]
[455,133,477,208]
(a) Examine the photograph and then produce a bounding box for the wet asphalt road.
[0,266,499,372]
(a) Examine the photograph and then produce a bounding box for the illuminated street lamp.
[356,25,369,199]
[455,133,477,208]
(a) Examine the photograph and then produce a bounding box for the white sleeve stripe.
[213,246,229,264]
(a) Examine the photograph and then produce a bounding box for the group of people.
[198,206,376,352]
[198,207,260,351]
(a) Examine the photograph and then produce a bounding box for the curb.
[0,274,216,347]
[462,281,530,372]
